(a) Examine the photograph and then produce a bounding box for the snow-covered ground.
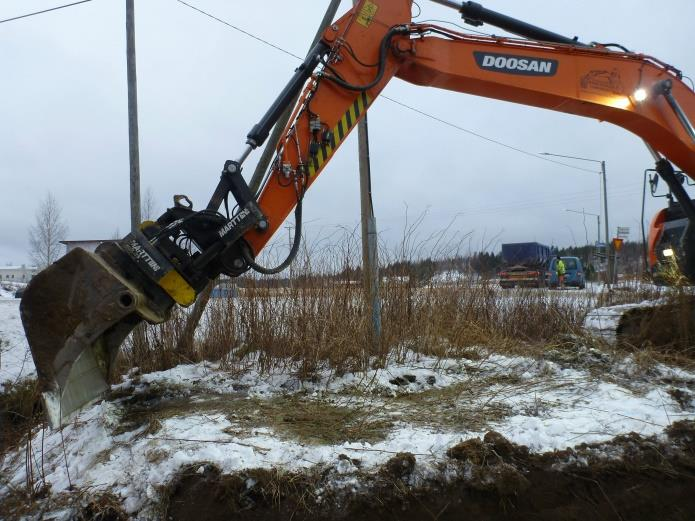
[0,296,35,389]
[2,341,695,518]
[2,291,694,519]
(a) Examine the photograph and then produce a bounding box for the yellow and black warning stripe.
[308,91,371,178]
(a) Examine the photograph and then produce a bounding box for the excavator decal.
[474,52,558,76]
[580,68,624,95]
[308,92,371,178]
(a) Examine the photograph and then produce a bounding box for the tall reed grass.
[120,227,593,377]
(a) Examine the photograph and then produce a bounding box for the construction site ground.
[2,293,695,520]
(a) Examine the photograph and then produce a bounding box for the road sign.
[612,237,624,252]
[617,226,630,239]
[595,242,607,248]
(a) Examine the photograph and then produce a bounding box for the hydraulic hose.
[242,195,303,275]
[323,26,409,92]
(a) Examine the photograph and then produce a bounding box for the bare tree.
[141,186,158,221]
[28,193,68,268]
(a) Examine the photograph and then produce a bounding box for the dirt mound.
[165,421,695,521]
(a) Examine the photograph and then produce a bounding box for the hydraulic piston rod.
[429,0,588,47]
[655,80,695,144]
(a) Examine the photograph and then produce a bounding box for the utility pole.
[601,160,612,286]
[357,113,382,353]
[542,153,611,289]
[353,0,381,354]
[180,1,344,352]
[126,0,141,232]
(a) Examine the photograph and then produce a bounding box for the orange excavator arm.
[21,0,695,426]
[246,0,694,257]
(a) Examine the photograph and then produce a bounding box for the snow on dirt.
[2,292,695,519]
[0,296,35,389]
[2,344,695,518]
[583,298,666,342]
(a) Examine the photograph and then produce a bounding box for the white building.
[0,265,38,282]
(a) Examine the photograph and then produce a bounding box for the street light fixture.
[542,152,611,287]
[565,208,601,245]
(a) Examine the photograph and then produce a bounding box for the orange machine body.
[242,0,693,267]
[648,208,668,270]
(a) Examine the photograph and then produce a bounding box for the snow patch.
[0,298,35,389]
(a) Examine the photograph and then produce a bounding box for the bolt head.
[257,220,269,232]
[233,258,245,269]
[227,164,238,173]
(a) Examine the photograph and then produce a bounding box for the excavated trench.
[163,421,695,521]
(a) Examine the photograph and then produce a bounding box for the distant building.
[60,240,112,255]
[0,265,38,282]
[211,279,238,299]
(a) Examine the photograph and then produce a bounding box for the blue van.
[547,256,585,289]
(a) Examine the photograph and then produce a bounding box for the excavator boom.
[21,0,695,426]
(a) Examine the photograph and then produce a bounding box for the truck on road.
[499,242,552,289]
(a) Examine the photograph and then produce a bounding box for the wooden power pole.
[357,114,382,353]
[179,1,345,354]
[126,0,141,232]
[352,0,382,353]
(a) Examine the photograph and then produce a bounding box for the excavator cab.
[649,205,695,282]
[646,167,695,283]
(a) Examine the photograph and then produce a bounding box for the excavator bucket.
[20,246,172,427]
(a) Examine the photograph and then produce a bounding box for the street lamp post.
[542,153,611,288]
[565,209,601,244]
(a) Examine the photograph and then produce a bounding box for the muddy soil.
[165,421,695,521]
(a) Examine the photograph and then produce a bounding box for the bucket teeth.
[20,247,172,427]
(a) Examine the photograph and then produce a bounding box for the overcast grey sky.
[1,0,694,265]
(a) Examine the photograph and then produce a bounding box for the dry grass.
[118,274,592,379]
[0,379,42,454]
[111,223,695,382]
[110,383,393,446]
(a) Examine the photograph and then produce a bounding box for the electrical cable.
[381,96,598,174]
[596,42,633,53]
[175,0,303,61]
[172,0,600,176]
[416,18,495,37]
[321,26,409,92]
[341,40,379,68]
[0,0,93,24]
[459,186,642,216]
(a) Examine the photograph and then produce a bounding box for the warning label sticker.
[356,1,378,27]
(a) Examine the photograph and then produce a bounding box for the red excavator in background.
[20,0,695,426]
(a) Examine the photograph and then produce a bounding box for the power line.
[458,186,641,216]
[0,0,93,24]
[172,0,599,175]
[381,96,597,174]
[175,0,302,61]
